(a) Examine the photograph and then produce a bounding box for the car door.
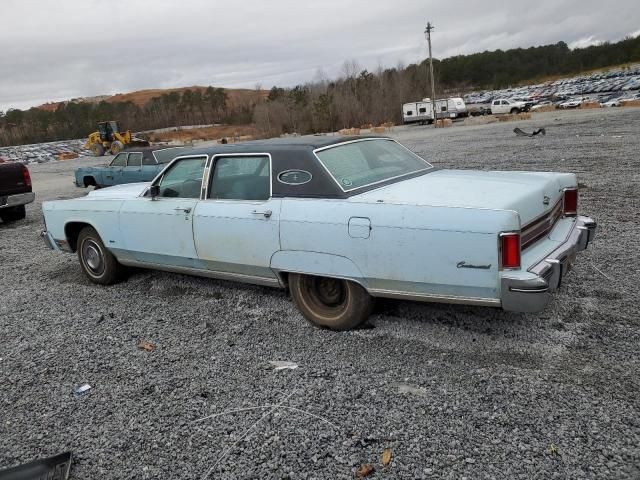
[118,155,207,268]
[121,152,144,184]
[104,153,127,186]
[192,153,281,283]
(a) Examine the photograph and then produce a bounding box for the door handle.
[174,207,192,214]
[252,210,272,219]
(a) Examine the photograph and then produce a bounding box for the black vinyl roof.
[157,135,430,199]
[186,135,386,156]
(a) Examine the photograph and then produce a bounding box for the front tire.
[510,108,520,115]
[77,226,124,285]
[289,273,373,330]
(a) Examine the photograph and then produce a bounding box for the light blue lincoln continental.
[42,136,596,330]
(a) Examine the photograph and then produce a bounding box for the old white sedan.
[42,136,596,330]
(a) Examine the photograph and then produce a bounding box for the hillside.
[37,86,268,111]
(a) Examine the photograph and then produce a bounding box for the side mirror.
[149,185,160,199]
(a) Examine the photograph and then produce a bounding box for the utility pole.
[425,22,437,128]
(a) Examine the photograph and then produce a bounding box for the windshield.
[315,139,432,191]
[153,147,185,164]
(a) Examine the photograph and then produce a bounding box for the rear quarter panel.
[278,199,520,300]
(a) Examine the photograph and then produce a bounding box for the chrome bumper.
[0,191,35,209]
[502,215,597,313]
[41,230,71,252]
[41,230,56,250]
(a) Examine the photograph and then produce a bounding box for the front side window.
[127,152,143,167]
[158,157,206,198]
[110,153,127,167]
[316,139,432,192]
[209,156,270,201]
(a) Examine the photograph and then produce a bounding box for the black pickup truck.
[0,162,35,223]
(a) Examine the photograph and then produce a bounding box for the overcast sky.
[1,0,638,111]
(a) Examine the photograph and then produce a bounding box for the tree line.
[2,35,639,146]
[253,35,640,136]
[0,87,240,146]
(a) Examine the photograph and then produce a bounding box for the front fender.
[270,250,368,287]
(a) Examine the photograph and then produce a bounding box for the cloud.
[1,0,639,111]
[569,36,601,49]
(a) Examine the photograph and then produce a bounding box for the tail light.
[22,165,32,188]
[563,188,578,216]
[500,232,521,270]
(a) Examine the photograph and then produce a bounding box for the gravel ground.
[1,108,639,479]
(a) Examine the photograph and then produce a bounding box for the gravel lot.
[1,108,639,479]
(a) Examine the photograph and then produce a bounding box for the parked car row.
[464,64,640,108]
[41,136,596,331]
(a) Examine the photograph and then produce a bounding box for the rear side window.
[158,157,206,198]
[127,152,143,167]
[142,153,156,166]
[110,153,127,167]
[209,155,270,201]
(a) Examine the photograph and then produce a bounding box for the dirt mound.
[148,124,257,143]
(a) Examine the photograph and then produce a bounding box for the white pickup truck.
[491,98,529,115]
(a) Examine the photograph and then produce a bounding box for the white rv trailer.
[402,99,434,125]
[402,97,468,124]
[435,97,468,118]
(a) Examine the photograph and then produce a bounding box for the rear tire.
[110,141,124,155]
[0,205,26,223]
[510,108,520,115]
[289,273,373,331]
[77,226,124,285]
[91,144,105,157]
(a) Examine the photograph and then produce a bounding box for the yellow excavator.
[85,121,150,156]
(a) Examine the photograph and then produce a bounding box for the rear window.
[153,147,185,164]
[315,139,432,192]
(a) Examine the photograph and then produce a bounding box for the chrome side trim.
[368,288,501,307]
[117,258,282,288]
[509,287,549,293]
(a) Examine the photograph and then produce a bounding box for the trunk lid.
[0,163,30,196]
[352,169,576,225]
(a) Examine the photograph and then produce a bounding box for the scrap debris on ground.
[514,127,546,137]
